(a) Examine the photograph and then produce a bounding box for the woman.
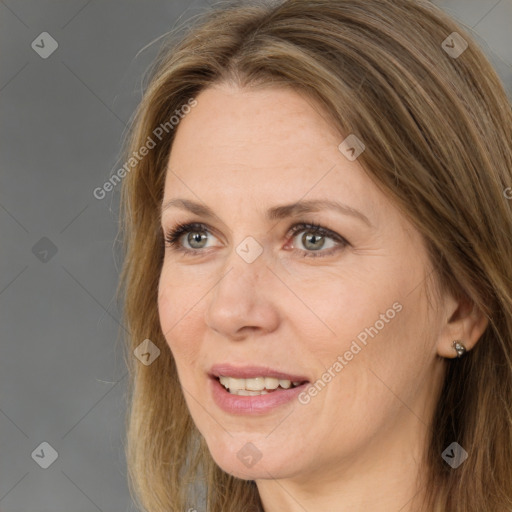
[118,0,512,510]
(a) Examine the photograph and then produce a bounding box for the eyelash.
[163,221,349,258]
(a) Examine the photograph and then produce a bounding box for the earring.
[452,340,467,358]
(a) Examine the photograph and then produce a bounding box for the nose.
[204,246,280,340]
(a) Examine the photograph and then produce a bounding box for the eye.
[286,222,349,258]
[163,222,216,255]
[163,221,349,258]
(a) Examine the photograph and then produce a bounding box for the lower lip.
[209,377,309,415]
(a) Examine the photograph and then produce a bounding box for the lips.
[209,363,310,383]
[208,363,311,414]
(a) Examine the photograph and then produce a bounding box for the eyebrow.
[161,198,372,227]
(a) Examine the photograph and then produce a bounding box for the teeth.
[231,389,269,396]
[246,377,266,391]
[218,375,303,394]
[265,377,279,389]
[229,377,245,391]
[219,376,230,388]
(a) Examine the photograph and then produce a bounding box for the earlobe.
[452,340,467,358]
[436,295,489,359]
[437,338,470,359]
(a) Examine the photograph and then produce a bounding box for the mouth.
[208,365,311,414]
[215,375,309,396]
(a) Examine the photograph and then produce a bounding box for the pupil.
[190,232,205,247]
[305,233,324,250]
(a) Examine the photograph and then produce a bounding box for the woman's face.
[158,83,448,484]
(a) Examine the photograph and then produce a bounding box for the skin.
[157,83,488,512]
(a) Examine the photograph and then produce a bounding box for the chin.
[204,436,298,480]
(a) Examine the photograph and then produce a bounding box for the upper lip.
[209,363,310,383]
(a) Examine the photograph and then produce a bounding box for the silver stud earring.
[452,340,467,358]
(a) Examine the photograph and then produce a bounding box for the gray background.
[1,1,510,511]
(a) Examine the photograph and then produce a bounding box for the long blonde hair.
[117,1,512,510]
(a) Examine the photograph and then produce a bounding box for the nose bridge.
[216,234,268,300]
[205,236,278,336]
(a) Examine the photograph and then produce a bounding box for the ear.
[436,290,489,358]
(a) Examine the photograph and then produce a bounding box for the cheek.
[307,262,429,391]
[157,269,202,367]
[330,283,436,418]
[314,268,403,343]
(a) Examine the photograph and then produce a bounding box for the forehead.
[163,84,376,209]
[170,84,339,161]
